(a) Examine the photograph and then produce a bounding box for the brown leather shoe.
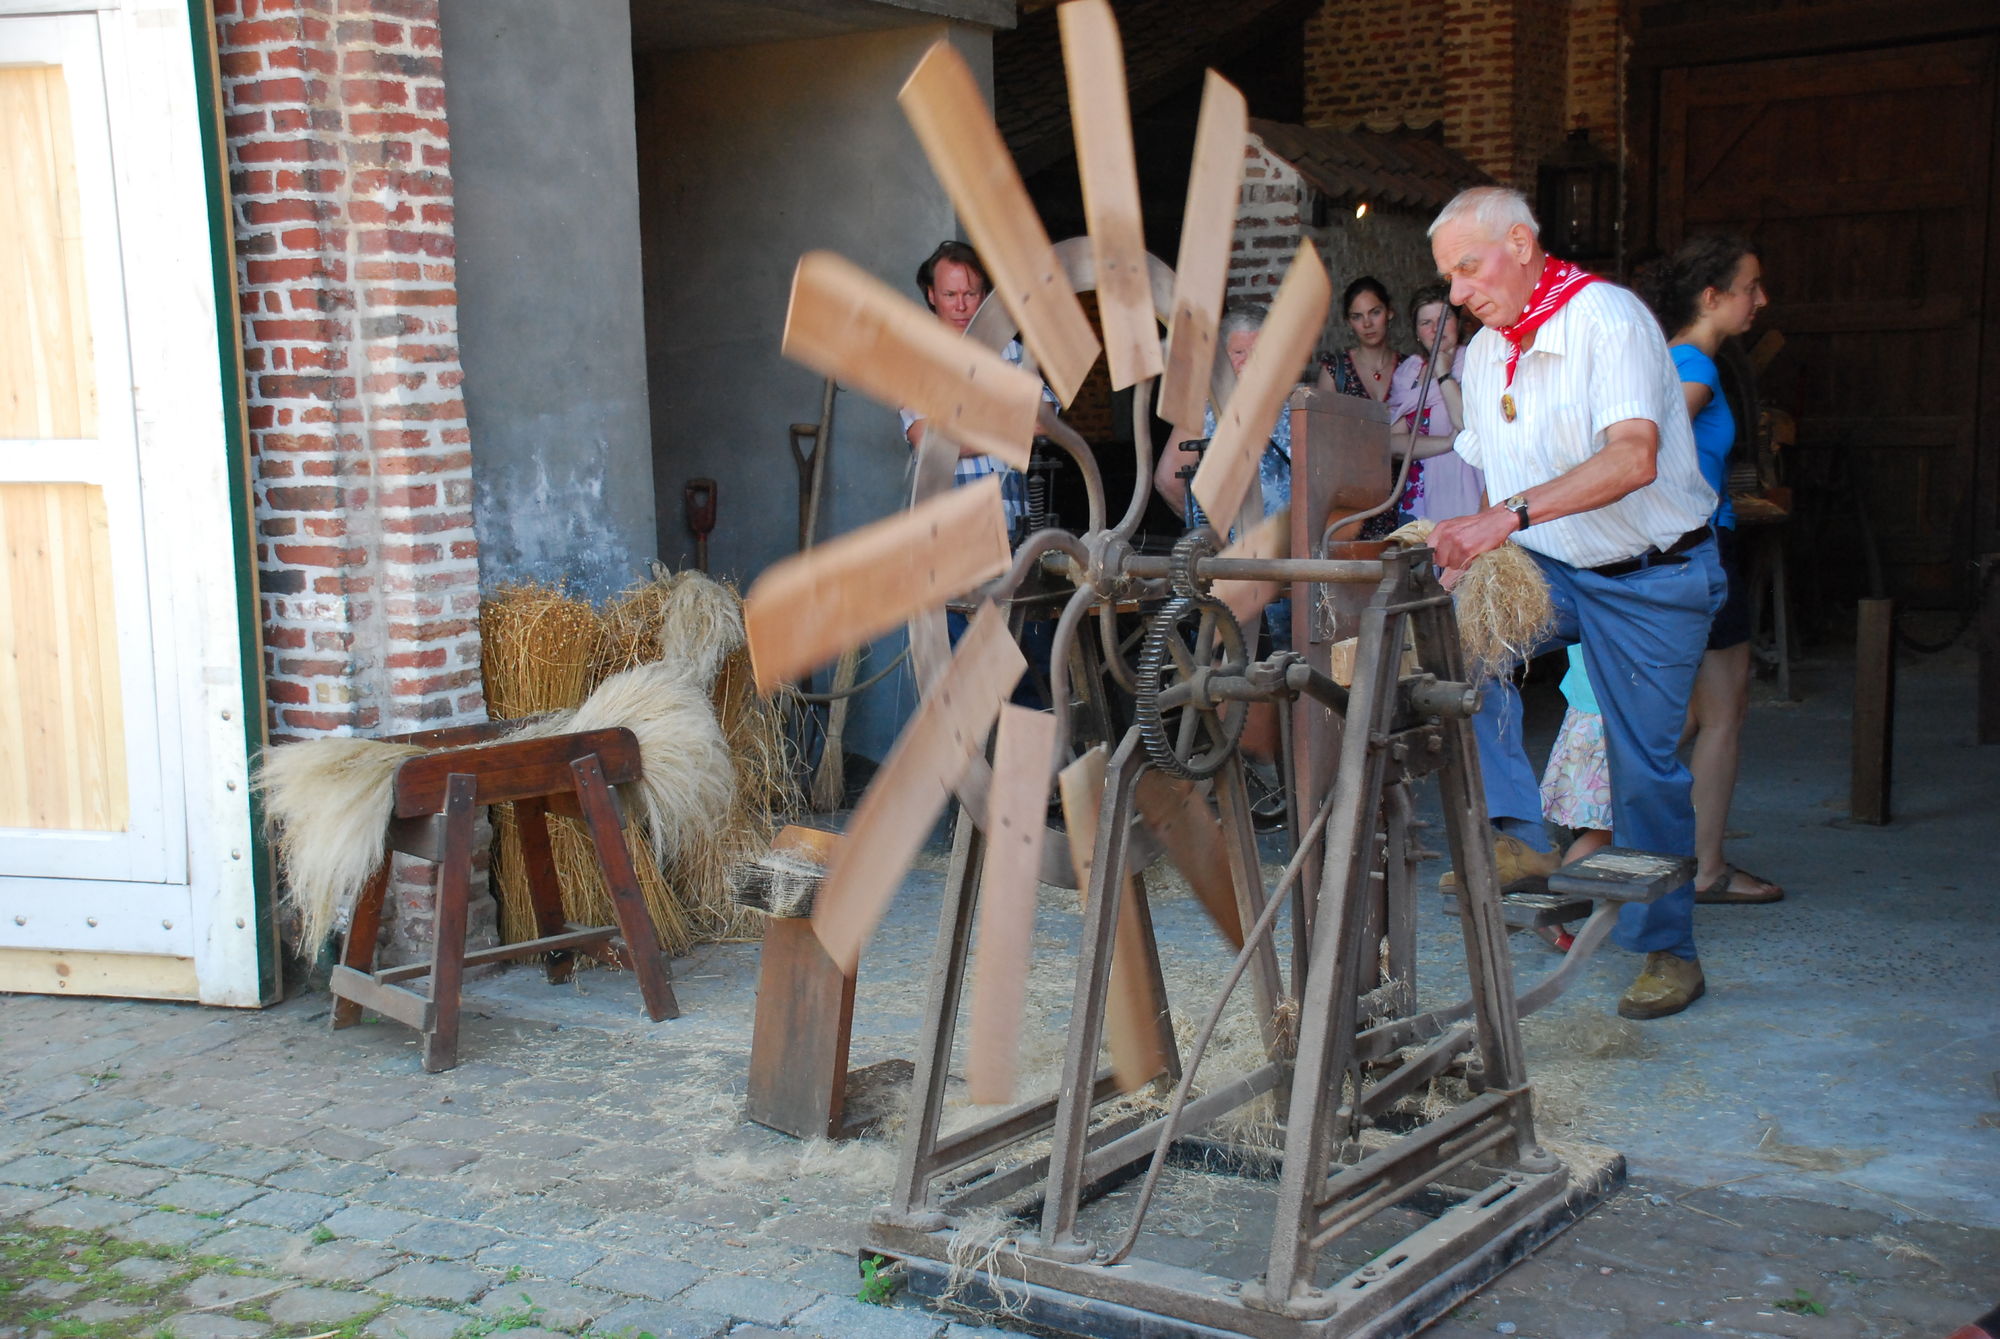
[1617,952,1706,1020]
[1438,833,1561,892]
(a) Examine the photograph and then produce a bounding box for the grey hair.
[1428,186,1540,241]
[1217,302,1264,344]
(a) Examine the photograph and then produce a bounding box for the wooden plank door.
[0,5,267,1004]
[1654,37,1998,604]
[0,18,180,886]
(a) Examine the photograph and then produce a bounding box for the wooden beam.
[811,604,1026,976]
[898,41,1100,407]
[1192,243,1329,527]
[744,477,1011,693]
[1158,71,1248,434]
[1059,746,1171,1094]
[1060,0,1162,392]
[1850,597,1895,824]
[965,705,1059,1105]
[1133,771,1243,948]
[782,250,1040,469]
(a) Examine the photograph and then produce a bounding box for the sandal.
[1694,863,1784,904]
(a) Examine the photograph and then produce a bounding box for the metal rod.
[890,808,985,1219]
[1124,556,1387,584]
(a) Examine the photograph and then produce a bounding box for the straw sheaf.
[1388,518,1553,677]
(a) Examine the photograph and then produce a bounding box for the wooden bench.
[329,721,679,1072]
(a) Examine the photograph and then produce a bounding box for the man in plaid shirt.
[899,241,1054,542]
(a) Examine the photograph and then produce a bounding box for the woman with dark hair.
[1320,276,1424,535]
[1388,283,1484,523]
[1318,276,1413,402]
[1636,233,1781,904]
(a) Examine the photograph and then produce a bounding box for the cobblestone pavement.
[4,974,1995,1339]
[6,653,1997,1338]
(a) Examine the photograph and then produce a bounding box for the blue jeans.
[1470,539,1726,960]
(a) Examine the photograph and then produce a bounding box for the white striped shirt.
[1453,282,1717,569]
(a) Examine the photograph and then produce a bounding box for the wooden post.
[1979,557,2000,745]
[1851,597,1895,825]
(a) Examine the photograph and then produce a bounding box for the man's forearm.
[1429,418,1661,572]
[1506,419,1658,526]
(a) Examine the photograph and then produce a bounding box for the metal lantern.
[1537,129,1618,263]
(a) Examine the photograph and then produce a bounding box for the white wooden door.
[0,1,267,1004]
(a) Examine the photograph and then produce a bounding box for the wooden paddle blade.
[783,250,1039,468]
[899,41,1100,407]
[1058,746,1171,1094]
[744,476,1009,694]
[1060,0,1161,392]
[1134,772,1243,949]
[1191,241,1330,526]
[812,604,1027,976]
[965,705,1059,1105]
[1214,506,1291,631]
[1158,71,1248,434]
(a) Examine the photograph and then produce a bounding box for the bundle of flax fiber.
[1386,518,1553,678]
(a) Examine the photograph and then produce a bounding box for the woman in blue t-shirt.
[1639,234,1781,904]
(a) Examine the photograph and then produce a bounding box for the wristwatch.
[1502,493,1531,530]
[1436,370,1454,384]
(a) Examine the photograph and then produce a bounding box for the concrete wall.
[440,0,658,601]
[636,24,990,760]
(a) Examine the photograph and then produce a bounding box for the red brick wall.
[1305,0,1621,188]
[1565,0,1623,139]
[1301,0,1448,131]
[216,0,488,953]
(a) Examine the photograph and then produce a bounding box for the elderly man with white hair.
[1426,186,1724,1021]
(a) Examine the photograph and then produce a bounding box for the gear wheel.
[1168,527,1221,600]
[1135,595,1248,779]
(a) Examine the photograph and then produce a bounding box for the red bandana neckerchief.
[1498,256,1602,388]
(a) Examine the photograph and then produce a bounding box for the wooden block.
[773,824,840,864]
[1059,746,1170,1094]
[1158,71,1247,434]
[966,705,1059,1105]
[899,41,1100,407]
[1133,772,1243,948]
[1060,0,1162,392]
[745,916,855,1140]
[811,604,1026,975]
[783,250,1040,468]
[744,478,1011,694]
[1192,243,1330,526]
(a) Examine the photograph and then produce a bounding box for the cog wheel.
[1168,527,1221,600]
[1135,595,1248,780]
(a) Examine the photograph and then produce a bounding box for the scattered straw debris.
[940,1212,1030,1317]
[1871,1234,1943,1268]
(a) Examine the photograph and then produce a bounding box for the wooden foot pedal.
[1546,847,1696,903]
[1441,847,1696,932]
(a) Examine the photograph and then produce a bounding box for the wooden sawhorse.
[330,722,679,1072]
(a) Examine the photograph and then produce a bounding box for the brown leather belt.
[1587,525,1712,578]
